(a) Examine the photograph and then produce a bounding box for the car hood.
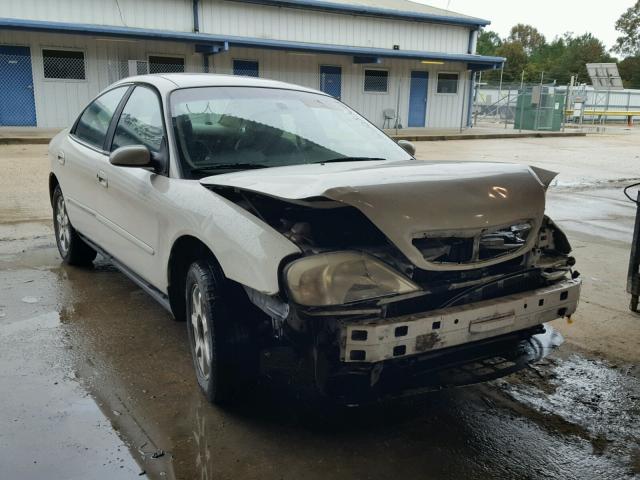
[201,160,556,271]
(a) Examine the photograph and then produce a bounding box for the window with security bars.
[43,49,85,80]
[437,73,459,94]
[364,69,388,93]
[233,60,259,77]
[148,56,185,74]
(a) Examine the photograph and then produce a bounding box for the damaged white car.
[49,74,580,405]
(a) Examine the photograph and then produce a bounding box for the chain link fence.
[473,80,640,132]
[473,82,567,132]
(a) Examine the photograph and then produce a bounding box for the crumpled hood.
[201,160,554,271]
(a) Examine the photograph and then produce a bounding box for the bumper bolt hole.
[351,330,368,341]
[350,350,366,361]
[393,345,406,357]
[395,326,408,337]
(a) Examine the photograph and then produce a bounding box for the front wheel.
[52,186,97,266]
[185,259,258,405]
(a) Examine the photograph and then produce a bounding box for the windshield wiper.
[314,157,386,164]
[191,163,270,174]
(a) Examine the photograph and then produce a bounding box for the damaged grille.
[412,222,533,265]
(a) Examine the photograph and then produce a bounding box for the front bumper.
[266,277,580,403]
[341,278,580,364]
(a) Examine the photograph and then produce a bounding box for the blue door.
[0,46,36,126]
[233,60,259,77]
[320,65,342,99]
[408,71,428,128]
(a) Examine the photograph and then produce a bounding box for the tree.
[508,24,546,55]
[619,56,640,88]
[614,0,640,56]
[477,30,502,56]
[496,41,528,82]
[558,33,616,84]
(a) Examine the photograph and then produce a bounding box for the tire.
[185,258,258,405]
[52,185,97,266]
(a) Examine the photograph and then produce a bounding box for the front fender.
[161,182,301,295]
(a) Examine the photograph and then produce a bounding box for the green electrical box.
[514,88,565,131]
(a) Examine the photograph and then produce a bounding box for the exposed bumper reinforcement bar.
[342,278,581,363]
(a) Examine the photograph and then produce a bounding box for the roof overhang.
[229,0,491,27]
[0,18,504,70]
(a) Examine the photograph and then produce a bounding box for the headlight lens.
[285,251,419,307]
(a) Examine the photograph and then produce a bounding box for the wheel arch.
[167,235,219,321]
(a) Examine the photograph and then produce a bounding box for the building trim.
[0,17,505,69]
[227,0,491,27]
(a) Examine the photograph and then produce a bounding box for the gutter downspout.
[193,0,200,32]
[467,28,479,54]
[194,0,208,71]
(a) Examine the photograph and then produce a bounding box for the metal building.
[0,0,504,129]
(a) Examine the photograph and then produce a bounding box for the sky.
[418,0,635,50]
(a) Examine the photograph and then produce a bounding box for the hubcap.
[190,284,212,379]
[56,195,71,255]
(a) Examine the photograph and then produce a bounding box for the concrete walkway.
[0,128,61,145]
[385,126,587,141]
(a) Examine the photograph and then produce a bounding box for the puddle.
[2,232,639,480]
[497,354,640,476]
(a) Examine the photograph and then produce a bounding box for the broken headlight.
[285,251,419,307]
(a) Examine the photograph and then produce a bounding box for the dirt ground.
[1,134,639,479]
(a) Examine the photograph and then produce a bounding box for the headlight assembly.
[285,251,419,307]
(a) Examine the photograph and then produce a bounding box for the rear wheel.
[52,186,97,266]
[185,259,258,405]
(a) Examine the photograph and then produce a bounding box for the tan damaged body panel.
[201,160,553,271]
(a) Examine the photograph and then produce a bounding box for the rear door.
[0,45,36,126]
[59,86,130,239]
[99,85,168,284]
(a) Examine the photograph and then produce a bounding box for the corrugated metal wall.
[213,48,471,129]
[0,30,471,128]
[2,0,471,54]
[1,0,194,31]
[0,30,201,127]
[200,0,470,53]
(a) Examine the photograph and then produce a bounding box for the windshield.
[170,86,412,178]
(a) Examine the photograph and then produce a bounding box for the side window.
[111,86,164,153]
[74,87,128,149]
[437,73,459,94]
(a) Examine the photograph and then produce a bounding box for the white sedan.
[49,74,580,405]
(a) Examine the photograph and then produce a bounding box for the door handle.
[56,151,65,165]
[97,171,108,188]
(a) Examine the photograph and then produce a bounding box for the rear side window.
[74,87,128,149]
[111,86,164,152]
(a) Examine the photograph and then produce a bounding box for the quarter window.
[74,87,129,149]
[112,86,164,153]
[437,73,459,94]
[43,49,85,80]
[148,56,185,74]
[364,70,388,93]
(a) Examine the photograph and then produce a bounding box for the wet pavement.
[2,137,640,479]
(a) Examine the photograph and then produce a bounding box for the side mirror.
[109,145,152,168]
[397,140,416,156]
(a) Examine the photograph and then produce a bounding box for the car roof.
[113,73,326,96]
